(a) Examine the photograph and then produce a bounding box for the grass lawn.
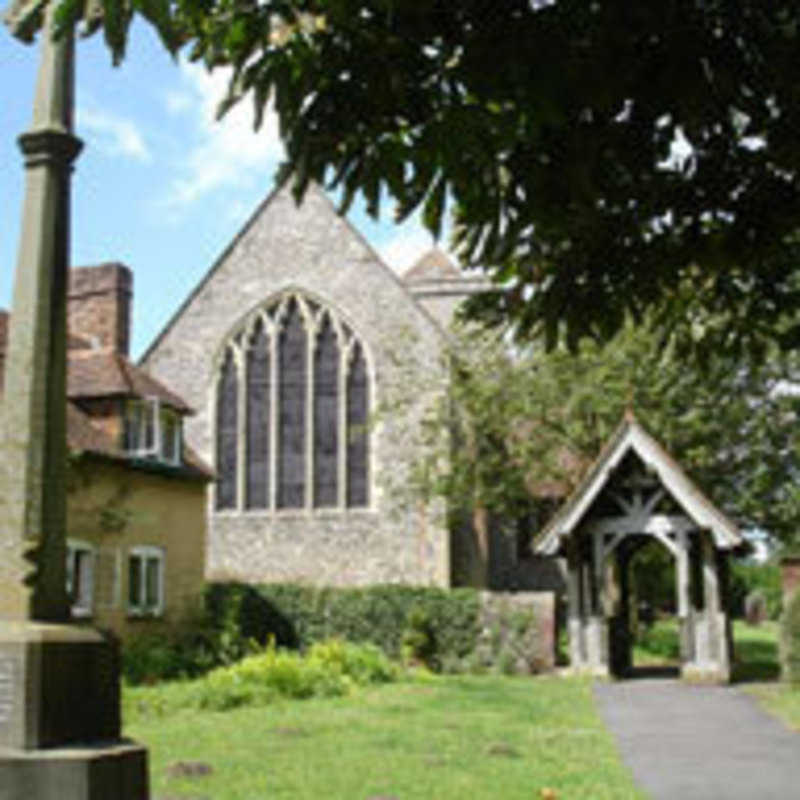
[125,674,645,800]
[748,683,800,731]
[633,617,781,682]
[732,620,781,682]
[737,621,800,731]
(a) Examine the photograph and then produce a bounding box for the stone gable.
[142,183,452,587]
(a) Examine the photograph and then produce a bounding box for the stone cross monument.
[0,4,149,797]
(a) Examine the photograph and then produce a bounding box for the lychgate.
[534,411,743,683]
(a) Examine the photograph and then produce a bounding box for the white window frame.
[124,397,159,458]
[127,545,165,617]
[124,397,182,466]
[66,540,95,618]
[159,407,182,466]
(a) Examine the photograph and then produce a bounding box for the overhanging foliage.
[9,1,800,357]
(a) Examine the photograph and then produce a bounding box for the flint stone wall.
[474,591,556,673]
[143,184,451,587]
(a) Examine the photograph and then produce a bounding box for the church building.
[141,183,499,589]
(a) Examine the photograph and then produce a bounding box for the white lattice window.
[127,546,165,616]
[66,540,94,618]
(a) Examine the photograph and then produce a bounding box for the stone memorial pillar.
[0,7,148,798]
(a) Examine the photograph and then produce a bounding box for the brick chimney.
[67,263,133,356]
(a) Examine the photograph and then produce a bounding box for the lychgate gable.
[534,412,742,682]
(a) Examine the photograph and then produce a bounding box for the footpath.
[594,679,800,800]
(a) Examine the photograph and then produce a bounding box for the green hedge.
[204,582,482,669]
[121,583,553,685]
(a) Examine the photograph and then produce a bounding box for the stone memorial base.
[0,622,149,799]
[0,740,148,800]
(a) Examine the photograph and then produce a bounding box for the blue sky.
[1,20,439,359]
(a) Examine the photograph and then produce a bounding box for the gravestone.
[781,556,800,606]
[0,5,149,797]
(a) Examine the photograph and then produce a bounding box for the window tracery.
[214,293,371,512]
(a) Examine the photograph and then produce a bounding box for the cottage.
[1,264,212,640]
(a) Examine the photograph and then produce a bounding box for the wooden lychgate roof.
[533,412,742,556]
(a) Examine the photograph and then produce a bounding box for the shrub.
[187,639,395,712]
[401,605,437,668]
[122,634,184,685]
[205,583,483,671]
[307,639,399,685]
[781,590,800,684]
[121,606,262,686]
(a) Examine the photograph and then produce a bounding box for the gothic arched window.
[314,316,340,507]
[277,299,307,509]
[214,293,371,512]
[246,320,270,509]
[347,342,370,508]
[216,348,238,510]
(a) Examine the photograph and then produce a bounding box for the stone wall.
[142,184,452,588]
[474,591,556,673]
[405,276,489,330]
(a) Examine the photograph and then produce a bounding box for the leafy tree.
[12,0,800,356]
[414,321,800,549]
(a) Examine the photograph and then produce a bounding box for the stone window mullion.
[236,348,247,512]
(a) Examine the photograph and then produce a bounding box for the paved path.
[594,680,800,800]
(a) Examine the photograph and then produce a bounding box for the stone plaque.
[0,657,14,727]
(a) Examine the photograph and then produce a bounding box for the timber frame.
[534,412,743,683]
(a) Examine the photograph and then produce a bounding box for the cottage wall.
[67,457,207,640]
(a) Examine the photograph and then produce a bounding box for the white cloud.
[77,106,151,163]
[163,60,283,210]
[163,89,192,115]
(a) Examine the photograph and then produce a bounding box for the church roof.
[402,248,462,283]
[533,412,742,555]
